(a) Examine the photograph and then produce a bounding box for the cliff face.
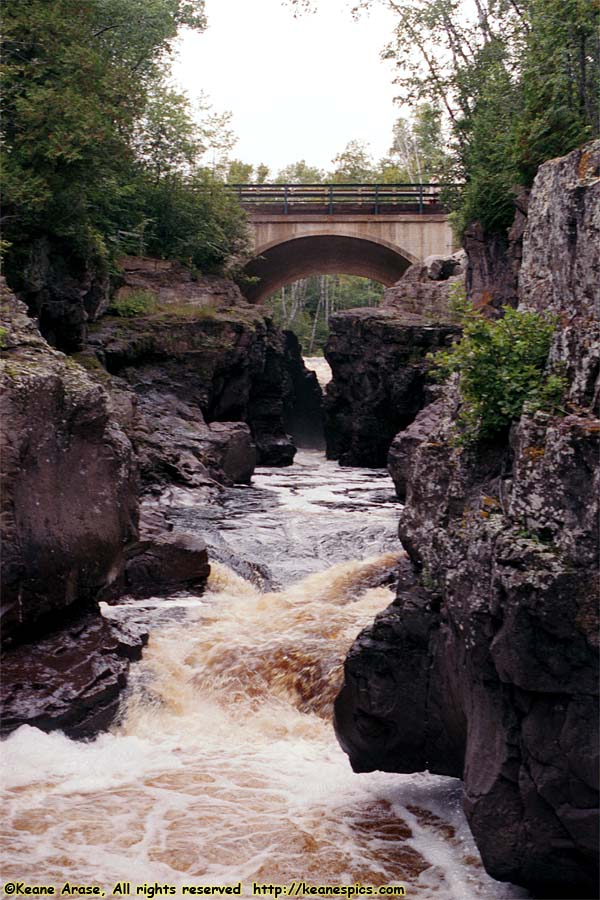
[323,256,463,467]
[334,143,600,898]
[0,284,138,643]
[0,281,147,737]
[85,259,297,483]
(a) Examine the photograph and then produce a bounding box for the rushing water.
[1,451,528,899]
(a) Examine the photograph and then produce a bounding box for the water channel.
[1,437,528,898]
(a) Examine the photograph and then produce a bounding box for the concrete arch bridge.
[231,183,457,303]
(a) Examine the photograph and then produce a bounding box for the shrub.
[431,305,566,443]
[108,290,157,318]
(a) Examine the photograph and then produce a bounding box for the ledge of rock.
[0,613,148,740]
[124,532,210,598]
[85,282,296,482]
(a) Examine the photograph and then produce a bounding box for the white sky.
[172,0,402,175]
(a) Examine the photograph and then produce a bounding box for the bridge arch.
[242,233,417,303]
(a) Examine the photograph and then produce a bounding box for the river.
[1,450,528,899]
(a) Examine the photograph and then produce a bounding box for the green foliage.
[108,290,158,317]
[292,0,599,235]
[0,327,8,349]
[1,0,252,295]
[389,103,449,182]
[135,173,250,272]
[275,160,326,183]
[383,0,599,234]
[431,306,565,442]
[330,140,377,182]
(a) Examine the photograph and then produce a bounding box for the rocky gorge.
[0,259,320,734]
[0,142,598,899]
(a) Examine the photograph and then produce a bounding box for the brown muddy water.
[1,450,529,899]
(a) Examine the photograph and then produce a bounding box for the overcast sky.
[172,0,401,175]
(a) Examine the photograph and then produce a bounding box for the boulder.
[124,532,210,597]
[382,253,464,323]
[0,613,147,740]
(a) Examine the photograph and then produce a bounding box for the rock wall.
[5,235,111,353]
[0,257,313,739]
[282,330,325,449]
[334,143,599,898]
[464,190,529,312]
[0,281,147,737]
[0,284,138,643]
[323,257,462,467]
[84,265,296,482]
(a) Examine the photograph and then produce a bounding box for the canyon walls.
[334,143,600,898]
[0,281,147,737]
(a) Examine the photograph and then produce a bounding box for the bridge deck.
[228,183,452,216]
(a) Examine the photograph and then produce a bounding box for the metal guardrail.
[227,183,453,215]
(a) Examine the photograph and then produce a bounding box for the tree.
[330,140,377,181]
[1,0,251,293]
[275,160,326,183]
[267,274,384,354]
[133,82,203,183]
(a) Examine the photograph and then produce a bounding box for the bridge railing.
[227,183,453,215]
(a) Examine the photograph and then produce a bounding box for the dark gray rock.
[6,235,110,352]
[336,143,600,899]
[86,289,296,480]
[124,532,210,597]
[463,189,529,312]
[282,330,324,450]
[0,613,148,740]
[324,308,459,466]
[0,281,146,739]
[0,281,138,646]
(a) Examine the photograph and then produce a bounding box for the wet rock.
[282,330,324,450]
[0,612,148,740]
[336,143,600,899]
[124,532,210,598]
[334,559,456,775]
[0,280,145,739]
[127,389,256,490]
[324,308,459,466]
[207,422,256,484]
